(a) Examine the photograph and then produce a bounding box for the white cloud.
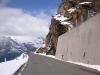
[0,7,50,42]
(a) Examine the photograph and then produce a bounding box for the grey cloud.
[0,7,50,42]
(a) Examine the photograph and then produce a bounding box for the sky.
[0,0,61,43]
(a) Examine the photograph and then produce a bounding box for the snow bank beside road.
[0,53,29,75]
[67,61,100,72]
[34,52,55,58]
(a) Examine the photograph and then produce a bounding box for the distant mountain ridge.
[0,36,40,62]
[0,36,36,53]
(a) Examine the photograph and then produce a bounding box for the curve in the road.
[17,54,100,75]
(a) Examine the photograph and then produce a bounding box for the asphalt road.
[16,54,100,75]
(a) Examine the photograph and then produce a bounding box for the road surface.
[15,54,100,75]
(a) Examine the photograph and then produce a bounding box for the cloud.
[0,7,50,42]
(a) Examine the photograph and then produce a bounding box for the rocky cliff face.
[36,0,100,55]
[45,18,68,55]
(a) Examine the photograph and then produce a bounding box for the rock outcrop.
[45,18,68,55]
[36,0,100,55]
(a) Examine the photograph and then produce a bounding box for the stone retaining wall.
[56,13,100,65]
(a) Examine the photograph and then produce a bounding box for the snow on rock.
[67,7,77,14]
[79,2,92,5]
[61,21,71,25]
[54,14,69,21]
[54,14,74,30]
[41,44,46,48]
[67,61,100,72]
[61,21,73,30]
[0,53,29,75]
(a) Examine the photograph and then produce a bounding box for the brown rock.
[36,47,47,53]
[45,18,68,55]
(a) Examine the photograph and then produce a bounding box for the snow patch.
[61,22,74,30]
[54,14,74,30]
[54,14,69,22]
[41,44,46,48]
[0,53,29,75]
[61,21,71,25]
[79,2,92,5]
[67,7,76,14]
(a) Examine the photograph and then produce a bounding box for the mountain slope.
[0,36,36,62]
